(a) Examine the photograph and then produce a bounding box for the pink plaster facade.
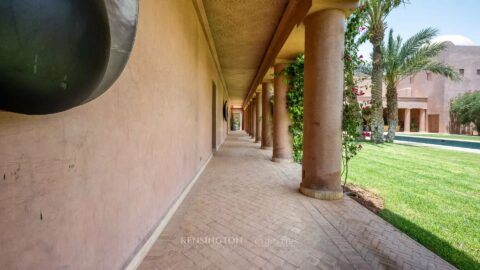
[0,1,228,269]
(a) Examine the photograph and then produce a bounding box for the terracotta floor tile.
[138,132,457,270]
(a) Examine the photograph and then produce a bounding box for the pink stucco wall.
[0,1,228,269]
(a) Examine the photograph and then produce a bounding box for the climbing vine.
[282,6,368,186]
[342,6,368,187]
[284,55,305,162]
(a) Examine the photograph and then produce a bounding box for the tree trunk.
[371,44,384,143]
[386,83,398,142]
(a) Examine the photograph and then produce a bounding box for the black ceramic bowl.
[0,0,138,114]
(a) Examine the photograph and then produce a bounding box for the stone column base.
[261,146,273,150]
[299,186,343,200]
[272,157,293,163]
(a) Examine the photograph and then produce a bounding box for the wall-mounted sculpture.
[0,0,138,114]
[223,100,229,122]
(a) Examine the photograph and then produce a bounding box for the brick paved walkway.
[139,131,456,270]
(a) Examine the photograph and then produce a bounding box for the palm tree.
[364,0,406,144]
[383,28,460,142]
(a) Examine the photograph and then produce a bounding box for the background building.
[359,38,480,134]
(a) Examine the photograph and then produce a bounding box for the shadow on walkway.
[381,209,478,270]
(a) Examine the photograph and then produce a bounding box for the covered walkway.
[139,132,455,270]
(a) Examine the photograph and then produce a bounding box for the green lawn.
[348,143,480,270]
[402,133,480,142]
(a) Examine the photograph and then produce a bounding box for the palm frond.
[383,27,459,85]
[400,42,449,78]
[363,0,409,46]
[423,61,462,81]
[383,29,401,82]
[381,0,408,20]
[398,28,439,62]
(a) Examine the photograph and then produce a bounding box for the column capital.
[273,62,291,76]
[309,0,359,17]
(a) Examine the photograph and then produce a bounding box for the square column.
[261,82,274,149]
[404,109,411,132]
[419,109,426,132]
[300,9,346,200]
[273,63,293,162]
[255,93,262,143]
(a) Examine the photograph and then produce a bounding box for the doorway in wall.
[428,114,439,133]
[212,81,217,151]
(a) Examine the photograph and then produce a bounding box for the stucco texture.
[0,1,228,269]
[202,0,288,106]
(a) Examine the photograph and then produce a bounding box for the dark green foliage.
[283,55,305,162]
[451,91,480,135]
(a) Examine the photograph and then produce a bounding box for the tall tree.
[383,28,460,141]
[364,0,405,143]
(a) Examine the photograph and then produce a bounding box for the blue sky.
[358,0,480,59]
